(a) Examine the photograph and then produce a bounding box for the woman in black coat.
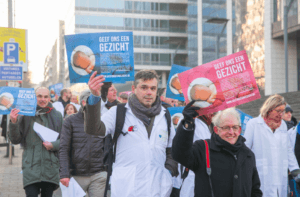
[172,102,262,197]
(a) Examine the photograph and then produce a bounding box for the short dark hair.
[60,88,69,97]
[133,70,159,87]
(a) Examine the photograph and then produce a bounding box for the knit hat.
[285,104,293,113]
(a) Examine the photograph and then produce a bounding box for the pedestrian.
[8,87,63,197]
[172,103,262,197]
[283,104,297,130]
[84,70,178,197]
[53,88,72,117]
[100,82,119,114]
[59,89,107,197]
[70,94,81,111]
[63,103,78,118]
[119,92,129,103]
[244,94,299,196]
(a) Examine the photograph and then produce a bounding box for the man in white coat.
[53,88,72,116]
[84,70,178,197]
[244,94,299,197]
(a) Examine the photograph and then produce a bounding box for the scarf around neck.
[128,93,162,126]
[105,99,120,109]
[36,105,53,116]
[58,97,70,109]
[213,132,244,154]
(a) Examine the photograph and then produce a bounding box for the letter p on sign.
[4,42,19,64]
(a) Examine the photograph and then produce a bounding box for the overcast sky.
[0,0,72,84]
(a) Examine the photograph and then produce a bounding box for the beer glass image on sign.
[0,93,14,110]
[169,74,182,94]
[188,78,218,108]
[71,45,96,75]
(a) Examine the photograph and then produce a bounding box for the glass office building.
[64,0,189,87]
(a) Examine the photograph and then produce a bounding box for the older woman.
[244,94,299,197]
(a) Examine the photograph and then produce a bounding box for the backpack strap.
[165,108,171,141]
[112,103,127,162]
[104,103,127,197]
[203,140,214,197]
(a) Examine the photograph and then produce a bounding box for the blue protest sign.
[65,32,134,84]
[0,66,22,80]
[4,42,19,64]
[236,109,252,135]
[0,87,37,116]
[168,107,184,130]
[49,83,63,98]
[166,65,191,101]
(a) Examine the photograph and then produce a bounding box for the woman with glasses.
[244,94,299,197]
[172,102,262,197]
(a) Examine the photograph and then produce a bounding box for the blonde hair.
[260,94,286,118]
[212,108,241,127]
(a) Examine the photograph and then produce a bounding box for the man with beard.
[8,87,63,197]
[53,88,72,117]
[84,70,178,197]
[244,94,300,197]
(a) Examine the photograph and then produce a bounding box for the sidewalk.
[0,142,25,197]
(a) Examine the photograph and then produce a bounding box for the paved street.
[0,142,25,197]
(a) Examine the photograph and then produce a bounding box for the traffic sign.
[4,42,19,64]
[0,66,22,80]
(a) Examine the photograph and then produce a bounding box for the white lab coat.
[173,118,212,197]
[102,103,175,197]
[52,101,64,117]
[244,115,299,197]
[100,98,109,114]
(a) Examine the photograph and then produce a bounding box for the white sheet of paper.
[33,122,59,142]
[60,177,86,197]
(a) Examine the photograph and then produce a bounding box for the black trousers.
[24,182,56,197]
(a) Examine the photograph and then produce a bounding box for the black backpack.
[103,103,172,197]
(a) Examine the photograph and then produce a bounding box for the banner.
[49,83,63,99]
[168,107,184,130]
[166,64,191,101]
[0,87,36,116]
[0,27,28,72]
[178,50,261,115]
[236,109,253,135]
[65,32,134,84]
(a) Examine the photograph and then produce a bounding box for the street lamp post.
[206,18,229,59]
[284,0,295,92]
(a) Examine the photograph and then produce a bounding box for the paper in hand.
[33,122,59,142]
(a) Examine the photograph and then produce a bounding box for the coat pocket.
[111,166,136,197]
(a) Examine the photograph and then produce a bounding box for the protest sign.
[166,64,191,101]
[0,87,36,116]
[49,83,63,99]
[168,107,184,129]
[178,50,260,116]
[236,109,253,135]
[65,32,134,84]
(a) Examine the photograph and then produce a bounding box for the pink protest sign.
[178,50,260,115]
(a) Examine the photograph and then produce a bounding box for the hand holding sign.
[10,108,20,124]
[88,71,105,97]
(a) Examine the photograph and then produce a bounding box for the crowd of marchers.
[6,69,300,197]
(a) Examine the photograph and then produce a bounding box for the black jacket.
[59,108,105,178]
[172,121,262,197]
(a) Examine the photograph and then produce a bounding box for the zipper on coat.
[31,145,35,170]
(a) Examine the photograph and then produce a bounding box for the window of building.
[160,20,169,28]
[151,53,159,62]
[134,36,142,45]
[143,53,151,64]
[134,18,142,28]
[143,2,151,11]
[144,36,151,46]
[134,2,143,11]
[160,54,170,65]
[151,2,159,11]
[125,18,132,27]
[160,3,169,11]
[125,1,132,10]
[143,19,151,29]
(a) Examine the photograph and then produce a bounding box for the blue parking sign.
[4,42,19,64]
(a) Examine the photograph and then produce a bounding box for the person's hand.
[182,100,200,124]
[60,178,70,187]
[43,141,53,150]
[88,71,105,97]
[10,108,20,124]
